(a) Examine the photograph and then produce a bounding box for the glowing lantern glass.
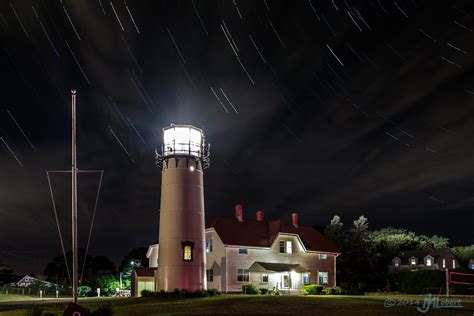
[163,125,202,157]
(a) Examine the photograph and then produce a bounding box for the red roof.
[134,266,156,277]
[206,217,340,253]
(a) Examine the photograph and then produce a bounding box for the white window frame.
[238,248,248,255]
[206,269,213,282]
[237,268,249,282]
[261,273,268,283]
[206,239,213,253]
[279,241,285,253]
[319,253,327,260]
[318,271,328,285]
[303,273,310,284]
[425,257,432,267]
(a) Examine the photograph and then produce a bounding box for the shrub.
[92,305,113,316]
[259,288,268,295]
[393,270,443,294]
[328,286,342,295]
[141,289,153,297]
[303,284,323,295]
[242,284,260,294]
[274,289,281,295]
[207,288,220,296]
[78,285,92,297]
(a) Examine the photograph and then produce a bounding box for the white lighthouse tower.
[155,124,210,292]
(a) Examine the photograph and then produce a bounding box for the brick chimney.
[256,210,264,222]
[235,204,243,222]
[291,212,298,227]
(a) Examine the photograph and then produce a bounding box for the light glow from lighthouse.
[163,125,202,157]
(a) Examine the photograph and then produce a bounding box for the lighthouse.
[155,124,210,292]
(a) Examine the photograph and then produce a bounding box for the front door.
[283,274,290,288]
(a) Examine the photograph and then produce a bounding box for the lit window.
[206,269,213,282]
[279,241,285,253]
[262,274,268,283]
[286,241,292,254]
[442,259,446,269]
[237,268,249,282]
[394,260,400,267]
[238,248,248,255]
[426,258,432,267]
[303,273,310,284]
[181,241,194,262]
[184,246,192,261]
[206,239,213,253]
[452,260,456,269]
[319,253,327,260]
[318,272,328,285]
[410,258,417,266]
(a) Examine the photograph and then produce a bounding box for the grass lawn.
[0,294,473,315]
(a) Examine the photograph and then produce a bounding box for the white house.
[14,275,55,288]
[134,205,340,296]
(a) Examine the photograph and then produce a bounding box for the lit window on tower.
[181,241,194,262]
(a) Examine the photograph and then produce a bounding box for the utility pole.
[71,89,78,304]
[445,268,449,297]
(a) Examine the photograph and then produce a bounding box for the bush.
[274,289,280,295]
[141,289,153,297]
[259,288,268,295]
[207,288,220,296]
[393,270,444,294]
[92,305,113,316]
[303,284,323,295]
[328,286,342,295]
[242,284,260,294]
[78,285,92,297]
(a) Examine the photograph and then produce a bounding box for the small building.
[14,275,55,288]
[134,205,341,296]
[131,267,156,297]
[469,259,474,270]
[388,245,459,273]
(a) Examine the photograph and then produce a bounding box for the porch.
[248,261,311,292]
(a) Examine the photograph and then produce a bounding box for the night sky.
[0,0,473,273]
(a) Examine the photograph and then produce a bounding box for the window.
[262,274,268,283]
[237,268,249,282]
[426,258,432,267]
[319,253,327,260]
[303,273,310,284]
[184,246,192,261]
[206,239,213,253]
[238,248,248,254]
[206,269,213,282]
[410,258,417,266]
[318,272,328,285]
[181,241,194,262]
[394,260,400,267]
[279,241,285,253]
[442,259,446,269]
[452,260,456,269]
[279,241,292,253]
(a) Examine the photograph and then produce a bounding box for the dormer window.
[394,259,400,267]
[426,258,432,266]
[181,241,195,262]
[279,240,292,253]
[410,257,417,266]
